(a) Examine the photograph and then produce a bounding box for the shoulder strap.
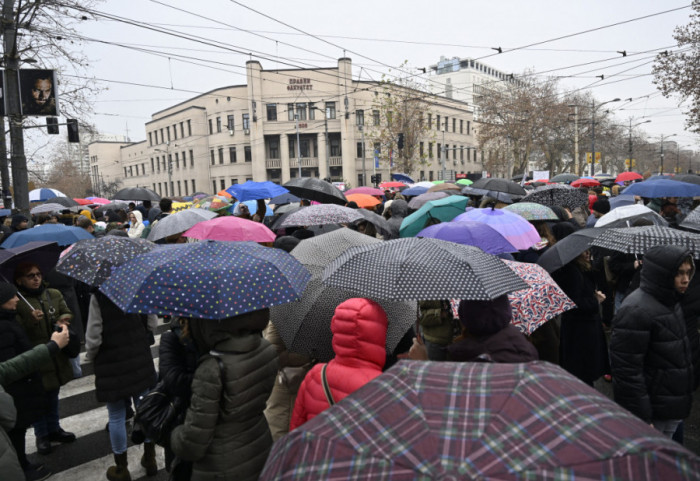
[210,351,227,410]
[321,363,335,407]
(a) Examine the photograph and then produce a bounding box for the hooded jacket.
[610,245,695,422]
[385,200,408,240]
[127,210,145,239]
[290,298,387,430]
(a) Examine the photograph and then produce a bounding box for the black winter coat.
[158,324,199,399]
[447,325,539,363]
[681,273,700,391]
[610,245,695,422]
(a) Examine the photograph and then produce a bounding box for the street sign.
[586,152,602,164]
[624,158,636,167]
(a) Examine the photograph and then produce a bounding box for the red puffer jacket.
[290,298,387,430]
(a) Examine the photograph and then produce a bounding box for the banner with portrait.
[19,69,58,116]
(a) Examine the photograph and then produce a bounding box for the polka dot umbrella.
[99,240,311,320]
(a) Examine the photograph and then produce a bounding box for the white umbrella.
[30,203,66,214]
[28,188,67,202]
[595,204,667,228]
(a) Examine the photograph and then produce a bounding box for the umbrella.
[345,193,381,208]
[591,226,700,258]
[521,183,589,211]
[407,191,449,210]
[400,185,429,197]
[41,196,79,208]
[146,208,217,241]
[427,182,461,193]
[674,174,700,186]
[461,186,490,197]
[191,195,231,212]
[0,241,61,282]
[378,181,407,190]
[503,202,558,221]
[322,238,528,301]
[28,188,66,202]
[55,236,157,287]
[595,204,668,228]
[217,189,232,199]
[416,221,518,255]
[680,205,700,232]
[225,181,288,201]
[353,209,393,238]
[291,228,381,269]
[536,228,605,273]
[283,177,346,205]
[113,187,161,201]
[269,192,301,205]
[86,197,110,205]
[100,241,311,319]
[399,195,469,238]
[0,224,94,248]
[73,198,93,206]
[231,200,274,217]
[454,208,540,250]
[622,178,700,198]
[270,206,304,231]
[550,173,579,183]
[609,194,637,210]
[571,178,600,188]
[182,216,276,243]
[280,204,363,227]
[471,177,527,196]
[94,201,129,215]
[344,187,385,196]
[616,171,644,182]
[261,361,699,481]
[455,178,473,185]
[390,173,415,184]
[308,224,342,235]
[30,203,66,214]
[274,202,301,214]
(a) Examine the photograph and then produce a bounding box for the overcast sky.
[73,0,697,148]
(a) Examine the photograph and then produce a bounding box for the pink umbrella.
[344,187,385,196]
[86,197,110,205]
[182,217,276,242]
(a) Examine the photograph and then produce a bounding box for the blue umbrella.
[1,224,93,248]
[269,192,301,205]
[416,221,518,255]
[609,194,636,210]
[226,181,288,201]
[230,200,274,216]
[622,178,700,198]
[100,241,311,320]
[391,173,416,184]
[28,188,66,202]
[401,185,429,196]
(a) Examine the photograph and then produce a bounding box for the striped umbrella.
[454,208,541,250]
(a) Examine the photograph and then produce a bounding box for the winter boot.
[106,452,131,481]
[141,442,158,476]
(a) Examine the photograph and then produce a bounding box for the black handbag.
[134,381,185,446]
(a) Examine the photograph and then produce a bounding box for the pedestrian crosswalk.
[23,321,170,480]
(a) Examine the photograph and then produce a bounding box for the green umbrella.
[456,178,473,186]
[399,195,469,238]
[431,180,446,184]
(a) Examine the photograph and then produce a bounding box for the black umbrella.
[471,178,527,196]
[674,174,700,186]
[353,208,393,237]
[44,196,79,207]
[680,205,700,232]
[590,226,700,258]
[550,173,580,184]
[536,228,606,273]
[521,184,589,212]
[283,177,347,205]
[94,202,129,216]
[0,241,61,282]
[113,187,161,201]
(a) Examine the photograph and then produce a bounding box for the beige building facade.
[89,58,481,197]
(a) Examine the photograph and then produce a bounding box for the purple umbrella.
[454,208,540,250]
[416,221,518,255]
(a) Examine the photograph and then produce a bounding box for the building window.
[374,142,381,156]
[174,152,179,169]
[189,149,194,167]
[191,179,196,193]
[429,171,434,181]
[325,102,336,119]
[210,149,215,166]
[167,127,171,142]
[453,146,457,160]
[308,103,315,120]
[266,104,277,121]
[208,119,213,135]
[242,114,250,130]
[150,158,154,172]
[460,146,464,161]
[427,113,432,129]
[373,110,380,126]
[356,142,364,158]
[216,117,222,133]
[218,147,224,164]
[429,142,434,159]
[460,119,464,134]
[156,157,160,172]
[187,120,192,136]
[231,178,238,185]
[244,146,252,162]
[387,112,392,126]
[453,118,456,132]
[229,146,237,163]
[288,103,295,121]
[153,183,156,192]
[158,183,162,195]
[173,124,178,140]
[227,115,234,132]
[148,132,153,146]
[220,179,226,191]
[212,181,216,193]
[180,122,184,138]
[159,128,164,143]
[467,121,471,135]
[177,181,181,196]
[436,115,441,130]
[269,138,279,159]
[420,171,425,181]
[444,117,449,132]
[420,142,424,157]
[438,143,441,159]
[295,103,306,121]
[330,137,341,156]
[356,110,364,126]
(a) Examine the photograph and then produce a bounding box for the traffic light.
[46,117,59,134]
[370,173,382,185]
[67,119,79,143]
[397,133,404,150]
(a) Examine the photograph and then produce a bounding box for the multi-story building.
[89,58,480,197]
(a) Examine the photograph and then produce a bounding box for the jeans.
[107,389,150,454]
[33,388,60,438]
[652,418,682,438]
[69,356,83,378]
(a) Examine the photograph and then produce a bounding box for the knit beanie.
[0,282,18,306]
[458,295,512,337]
[273,235,300,253]
[11,214,28,229]
[592,198,610,215]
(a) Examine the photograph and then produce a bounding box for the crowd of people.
[0,177,698,481]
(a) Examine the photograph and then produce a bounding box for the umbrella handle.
[415,302,423,344]
[0,273,34,311]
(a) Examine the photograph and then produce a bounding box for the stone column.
[280,134,291,183]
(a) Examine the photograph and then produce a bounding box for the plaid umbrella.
[454,208,540,250]
[595,204,668,228]
[30,202,66,214]
[113,187,161,201]
[407,191,449,210]
[550,173,580,183]
[322,238,528,301]
[521,183,589,211]
[591,226,700,258]
[416,221,518,255]
[182,216,276,242]
[226,181,288,201]
[280,204,364,227]
[100,241,311,319]
[283,177,347,205]
[147,208,218,241]
[261,361,699,480]
[471,177,527,196]
[681,204,700,232]
[537,228,606,273]
[56,236,157,287]
[503,202,558,221]
[399,195,469,238]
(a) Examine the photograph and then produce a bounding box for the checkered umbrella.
[322,238,528,301]
[280,204,364,227]
[680,204,700,232]
[521,184,589,211]
[260,361,700,480]
[591,226,700,258]
[503,202,558,221]
[30,203,66,214]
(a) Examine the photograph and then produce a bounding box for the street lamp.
[659,133,677,174]
[590,98,620,176]
[626,119,651,171]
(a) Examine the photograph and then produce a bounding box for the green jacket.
[16,287,74,391]
[419,300,455,345]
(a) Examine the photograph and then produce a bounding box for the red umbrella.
[86,197,110,205]
[615,171,643,183]
[378,181,406,190]
[571,178,600,188]
[344,187,385,196]
[182,216,275,242]
[73,198,93,205]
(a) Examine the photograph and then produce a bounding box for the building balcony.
[290,157,319,168]
[329,156,342,166]
[266,159,281,169]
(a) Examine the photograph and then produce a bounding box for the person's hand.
[397,337,429,361]
[50,324,69,349]
[595,290,606,303]
[634,260,642,269]
[30,309,44,322]
[57,319,70,327]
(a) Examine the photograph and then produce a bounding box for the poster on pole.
[19,69,59,116]
[532,170,550,181]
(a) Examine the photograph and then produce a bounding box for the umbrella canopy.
[399,195,469,238]
[616,171,644,182]
[261,361,699,481]
[503,202,558,221]
[455,208,540,250]
[521,183,589,211]
[269,192,301,205]
[146,208,217,241]
[280,204,364,227]
[113,187,161,201]
[674,174,700,185]
[345,193,381,208]
[182,216,276,242]
[401,185,429,197]
[378,181,407,190]
[191,195,231,212]
[680,204,700,232]
[283,177,346,205]
[72,198,93,206]
[536,228,605,273]
[291,228,381,269]
[622,178,700,198]
[0,241,61,282]
[571,178,600,188]
[30,203,66,214]
[354,209,393,237]
[86,197,110,205]
[273,202,301,214]
[407,191,449,210]
[100,241,311,319]
[1,224,94,248]
[550,173,579,183]
[609,194,637,210]
[42,196,79,208]
[344,187,384,196]
[322,237,528,301]
[471,177,527,196]
[455,178,473,185]
[231,200,274,217]
[390,173,415,184]
[94,201,129,216]
[55,236,157,287]
[416,221,518,255]
[225,181,288,201]
[595,204,668,228]
[461,186,490,197]
[591,226,700,257]
[427,182,461,193]
[28,188,66,202]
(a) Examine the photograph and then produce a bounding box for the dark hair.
[159,198,173,212]
[14,262,40,282]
